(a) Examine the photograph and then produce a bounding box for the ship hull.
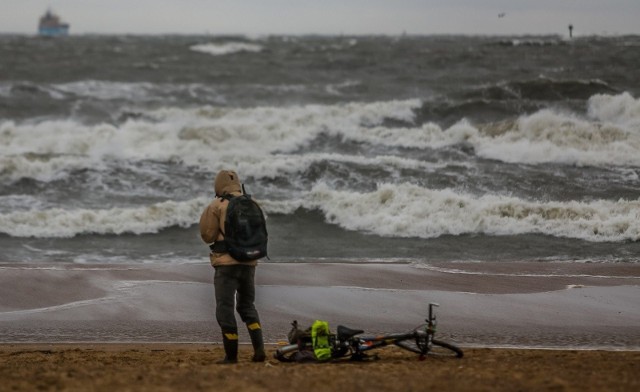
[38,26,69,37]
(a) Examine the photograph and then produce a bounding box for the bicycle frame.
[274,302,463,362]
[339,303,438,358]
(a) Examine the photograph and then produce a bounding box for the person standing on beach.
[199,170,266,364]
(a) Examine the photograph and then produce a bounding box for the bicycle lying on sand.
[274,303,463,362]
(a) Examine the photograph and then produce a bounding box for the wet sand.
[1,261,639,348]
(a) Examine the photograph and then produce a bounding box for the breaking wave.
[2,184,638,242]
[190,42,263,56]
[1,93,639,183]
[0,198,209,238]
[299,183,640,243]
[475,92,640,165]
[462,78,617,101]
[0,100,420,181]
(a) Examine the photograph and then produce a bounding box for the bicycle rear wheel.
[274,344,303,362]
[429,339,464,358]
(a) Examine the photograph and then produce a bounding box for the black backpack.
[220,188,268,262]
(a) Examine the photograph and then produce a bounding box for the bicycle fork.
[428,302,439,332]
[418,302,440,360]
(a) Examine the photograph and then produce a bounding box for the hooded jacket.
[199,170,258,267]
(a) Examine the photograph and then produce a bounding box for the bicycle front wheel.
[429,339,464,358]
[394,336,427,354]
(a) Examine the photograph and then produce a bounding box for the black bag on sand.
[287,320,317,363]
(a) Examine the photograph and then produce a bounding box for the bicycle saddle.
[337,325,364,340]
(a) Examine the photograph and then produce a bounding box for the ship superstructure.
[38,9,70,36]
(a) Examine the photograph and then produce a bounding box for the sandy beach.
[1,344,638,391]
[1,261,639,390]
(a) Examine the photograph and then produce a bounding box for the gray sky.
[3,0,640,36]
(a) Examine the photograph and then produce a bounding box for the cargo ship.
[38,9,70,36]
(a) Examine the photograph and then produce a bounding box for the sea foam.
[2,184,637,241]
[301,183,640,242]
[189,42,263,56]
[2,93,639,183]
[0,198,209,238]
[0,100,420,181]
[474,108,640,166]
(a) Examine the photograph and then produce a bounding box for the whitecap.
[190,42,263,56]
[0,99,422,181]
[304,183,640,242]
[0,197,210,238]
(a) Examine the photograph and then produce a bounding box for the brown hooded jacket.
[199,170,258,267]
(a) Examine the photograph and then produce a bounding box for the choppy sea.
[1,34,639,265]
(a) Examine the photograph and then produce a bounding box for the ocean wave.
[0,198,209,238]
[190,42,263,56]
[352,97,640,167]
[418,92,640,166]
[461,78,617,101]
[2,79,365,107]
[0,82,68,100]
[3,185,638,242]
[2,80,195,105]
[587,92,640,126]
[492,38,566,47]
[234,152,456,180]
[0,194,48,214]
[475,92,640,166]
[52,80,229,107]
[54,80,160,101]
[301,183,640,243]
[0,100,420,181]
[2,93,639,183]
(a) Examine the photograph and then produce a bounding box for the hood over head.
[214,170,242,197]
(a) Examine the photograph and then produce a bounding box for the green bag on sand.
[311,320,332,361]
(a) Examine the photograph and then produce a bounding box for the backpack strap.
[210,193,235,253]
[209,241,228,253]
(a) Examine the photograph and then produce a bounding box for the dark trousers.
[214,265,260,333]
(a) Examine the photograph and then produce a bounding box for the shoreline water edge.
[1,262,638,350]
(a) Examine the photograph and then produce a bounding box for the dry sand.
[0,344,638,392]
